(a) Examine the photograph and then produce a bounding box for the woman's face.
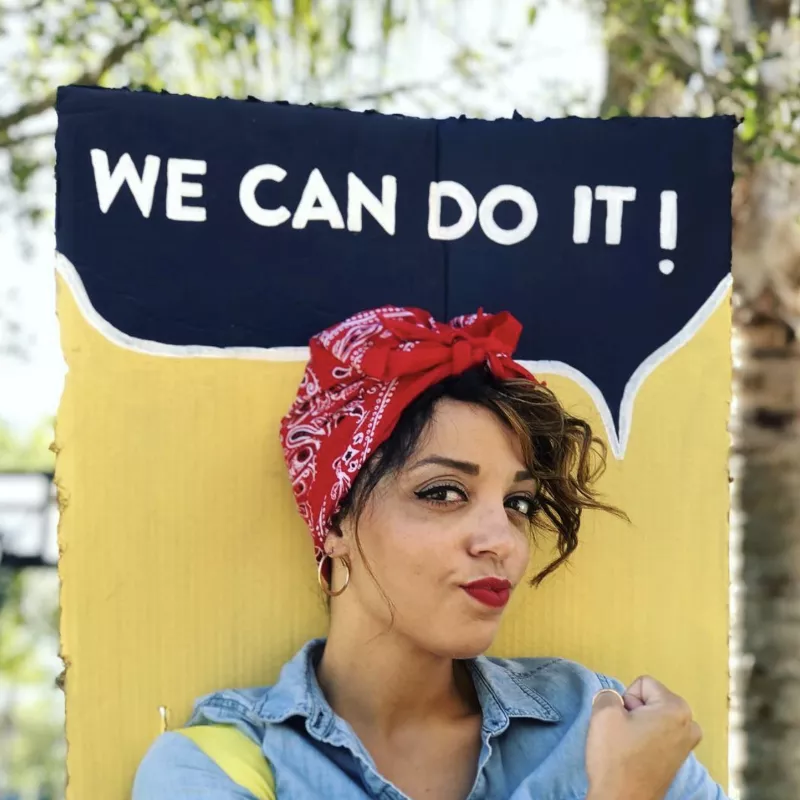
[330,399,536,659]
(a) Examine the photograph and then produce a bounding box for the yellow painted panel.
[56,275,730,799]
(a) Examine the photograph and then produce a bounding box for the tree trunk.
[732,166,800,796]
[729,0,800,792]
[601,3,800,795]
[732,295,800,798]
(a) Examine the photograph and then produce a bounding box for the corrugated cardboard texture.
[56,276,731,799]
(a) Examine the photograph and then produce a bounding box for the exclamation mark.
[659,190,677,275]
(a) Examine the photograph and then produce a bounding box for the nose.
[466,499,523,561]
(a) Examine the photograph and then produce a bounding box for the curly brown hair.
[334,365,625,587]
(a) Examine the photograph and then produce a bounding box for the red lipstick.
[461,577,512,609]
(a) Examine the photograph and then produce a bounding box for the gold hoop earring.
[318,554,350,597]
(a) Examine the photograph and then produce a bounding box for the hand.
[585,676,703,800]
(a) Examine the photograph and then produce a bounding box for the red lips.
[461,577,512,609]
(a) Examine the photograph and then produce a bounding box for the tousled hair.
[333,365,625,588]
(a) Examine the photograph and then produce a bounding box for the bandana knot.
[358,310,520,381]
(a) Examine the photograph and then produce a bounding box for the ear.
[323,528,352,560]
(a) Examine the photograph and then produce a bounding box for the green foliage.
[599,0,800,165]
[0,568,64,800]
[0,417,54,471]
[0,417,62,797]
[0,414,56,664]
[0,571,52,680]
[5,691,66,800]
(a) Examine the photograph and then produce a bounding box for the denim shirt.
[133,638,727,800]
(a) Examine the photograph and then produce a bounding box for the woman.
[134,306,727,799]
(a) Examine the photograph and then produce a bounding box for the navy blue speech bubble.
[55,86,733,457]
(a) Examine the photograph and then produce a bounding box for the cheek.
[505,522,533,579]
[356,501,446,578]
[368,520,439,576]
[515,533,533,576]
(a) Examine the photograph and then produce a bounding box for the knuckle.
[671,697,693,724]
[691,721,704,746]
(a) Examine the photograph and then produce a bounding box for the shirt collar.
[469,655,561,732]
[255,638,562,735]
[255,638,331,733]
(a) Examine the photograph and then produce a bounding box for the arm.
[587,753,728,800]
[587,675,726,800]
[132,731,259,800]
[664,753,729,800]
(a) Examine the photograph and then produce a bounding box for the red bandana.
[279,306,538,565]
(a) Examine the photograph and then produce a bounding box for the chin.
[431,624,500,661]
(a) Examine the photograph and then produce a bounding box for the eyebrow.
[411,456,533,484]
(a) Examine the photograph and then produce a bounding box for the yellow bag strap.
[176,725,276,799]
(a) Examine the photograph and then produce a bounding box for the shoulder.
[133,686,275,799]
[483,654,622,694]
[187,639,323,728]
[188,685,274,730]
[478,654,624,719]
[133,731,257,799]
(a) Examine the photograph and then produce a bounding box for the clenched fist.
[586,676,703,800]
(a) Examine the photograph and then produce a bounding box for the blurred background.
[0,1,798,798]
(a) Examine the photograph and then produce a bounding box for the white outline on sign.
[518,268,731,458]
[55,251,732,459]
[55,252,309,362]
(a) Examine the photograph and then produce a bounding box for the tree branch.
[608,17,731,104]
[319,54,520,109]
[0,2,197,137]
[0,128,55,148]
[318,78,454,107]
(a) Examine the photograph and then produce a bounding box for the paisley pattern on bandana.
[279,306,538,568]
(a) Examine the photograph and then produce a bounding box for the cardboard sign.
[55,86,732,799]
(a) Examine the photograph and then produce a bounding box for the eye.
[415,483,468,505]
[506,494,539,519]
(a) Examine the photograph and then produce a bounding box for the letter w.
[90,149,161,217]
